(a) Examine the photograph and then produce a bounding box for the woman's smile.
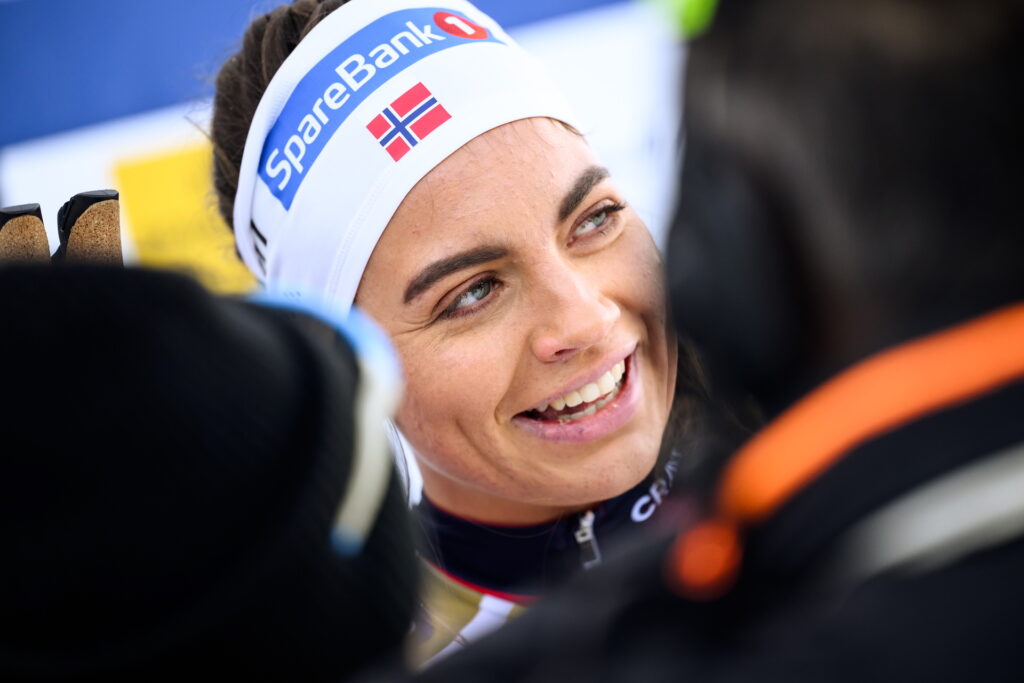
[512,349,642,444]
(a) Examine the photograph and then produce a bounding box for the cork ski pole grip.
[0,203,50,263]
[53,189,122,265]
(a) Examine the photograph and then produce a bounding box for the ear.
[665,130,810,407]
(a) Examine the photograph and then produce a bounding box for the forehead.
[382,117,598,246]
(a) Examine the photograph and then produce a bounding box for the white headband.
[233,0,581,314]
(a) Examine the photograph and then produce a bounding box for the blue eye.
[572,202,626,241]
[575,209,609,237]
[443,278,495,318]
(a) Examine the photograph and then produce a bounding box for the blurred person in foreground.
[0,264,416,682]
[397,0,1024,680]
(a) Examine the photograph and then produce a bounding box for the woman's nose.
[530,267,620,363]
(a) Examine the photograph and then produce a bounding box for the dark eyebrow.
[558,166,610,223]
[403,246,508,304]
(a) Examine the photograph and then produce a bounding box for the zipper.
[574,509,603,570]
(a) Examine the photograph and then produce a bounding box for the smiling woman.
[358,119,675,525]
[211,0,680,666]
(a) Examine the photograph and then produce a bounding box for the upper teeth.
[539,360,626,413]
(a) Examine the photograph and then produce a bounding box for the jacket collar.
[416,450,688,600]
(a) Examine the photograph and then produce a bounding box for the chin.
[541,436,662,508]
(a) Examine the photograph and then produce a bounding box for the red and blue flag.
[366,83,451,162]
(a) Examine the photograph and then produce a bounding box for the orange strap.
[720,303,1024,523]
[669,303,1024,599]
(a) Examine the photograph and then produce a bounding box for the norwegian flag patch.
[366,82,452,161]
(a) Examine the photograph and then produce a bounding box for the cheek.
[391,332,515,450]
[609,230,677,394]
[607,228,669,321]
[391,329,529,493]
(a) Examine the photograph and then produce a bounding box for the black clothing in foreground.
[0,265,417,682]
[406,304,1024,682]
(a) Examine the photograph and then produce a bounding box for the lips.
[523,358,628,423]
[512,352,642,444]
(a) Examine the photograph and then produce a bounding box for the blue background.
[0,0,626,147]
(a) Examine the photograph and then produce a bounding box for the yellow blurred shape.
[114,143,256,294]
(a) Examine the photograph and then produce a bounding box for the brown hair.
[211,0,351,231]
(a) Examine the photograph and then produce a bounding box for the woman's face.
[356,118,677,524]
